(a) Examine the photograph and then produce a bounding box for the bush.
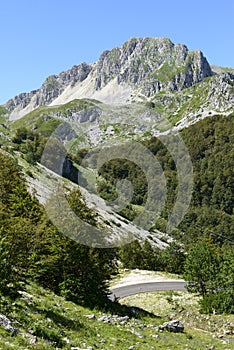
[200,292,234,314]
[0,237,19,297]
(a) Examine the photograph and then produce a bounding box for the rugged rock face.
[95,37,212,96]
[205,72,234,111]
[6,62,92,111]
[49,106,101,124]
[5,37,213,116]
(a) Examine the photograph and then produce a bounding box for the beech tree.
[183,241,234,314]
[0,151,117,306]
[183,241,219,297]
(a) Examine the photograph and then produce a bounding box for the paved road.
[109,281,187,301]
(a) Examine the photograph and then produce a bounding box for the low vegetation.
[121,290,234,349]
[0,97,233,347]
[0,151,117,308]
[0,280,233,349]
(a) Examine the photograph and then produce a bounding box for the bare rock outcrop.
[6,62,92,111]
[5,37,213,116]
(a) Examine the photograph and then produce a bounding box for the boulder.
[0,313,19,336]
[159,319,184,333]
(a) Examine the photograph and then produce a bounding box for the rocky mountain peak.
[6,62,92,113]
[95,37,212,96]
[5,37,214,119]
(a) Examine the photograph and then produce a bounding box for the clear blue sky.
[1,0,234,104]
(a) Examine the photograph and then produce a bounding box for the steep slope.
[2,36,234,250]
[5,37,213,120]
[9,71,234,150]
[1,281,233,350]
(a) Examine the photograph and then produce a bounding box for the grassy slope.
[0,106,10,146]
[1,74,234,349]
[0,281,233,350]
[122,291,234,348]
[10,99,101,137]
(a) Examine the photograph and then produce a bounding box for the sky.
[1,0,234,104]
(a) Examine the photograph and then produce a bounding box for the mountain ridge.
[5,37,214,120]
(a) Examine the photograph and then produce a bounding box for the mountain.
[6,37,214,119]
[3,36,233,157]
[1,36,234,350]
[1,37,234,244]
[2,37,233,221]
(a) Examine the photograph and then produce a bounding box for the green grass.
[0,106,10,146]
[0,106,9,124]
[0,281,233,349]
[150,61,184,83]
[10,98,101,135]
[121,291,234,349]
[0,106,8,115]
[169,84,209,125]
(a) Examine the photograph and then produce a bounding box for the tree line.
[3,113,234,314]
[0,151,117,308]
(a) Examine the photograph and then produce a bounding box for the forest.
[0,113,233,314]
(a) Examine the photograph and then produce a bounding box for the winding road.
[109,281,187,301]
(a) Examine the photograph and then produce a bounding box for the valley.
[0,37,233,349]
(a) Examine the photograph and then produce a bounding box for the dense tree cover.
[178,114,234,244]
[0,152,43,295]
[97,138,177,213]
[0,151,117,307]
[183,240,234,314]
[119,240,185,274]
[100,114,234,313]
[12,127,46,164]
[12,128,83,184]
[96,115,234,245]
[4,113,234,314]
[98,159,148,205]
[182,115,234,211]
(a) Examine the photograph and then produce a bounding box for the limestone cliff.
[5,37,213,118]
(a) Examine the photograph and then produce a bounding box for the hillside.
[0,280,234,350]
[0,36,233,251]
[0,36,233,256]
[5,37,213,119]
[0,36,233,347]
